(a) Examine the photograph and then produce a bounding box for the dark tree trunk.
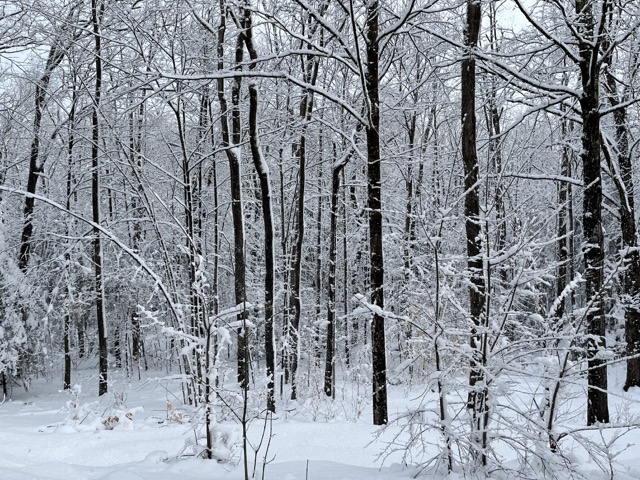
[289,41,320,401]
[280,146,291,389]
[314,143,323,364]
[576,0,609,425]
[555,116,573,322]
[19,43,65,272]
[114,325,122,368]
[486,1,506,274]
[325,125,358,395]
[78,318,85,358]
[243,8,276,412]
[365,0,388,426]
[601,35,640,391]
[63,83,77,390]
[128,95,145,368]
[207,96,220,374]
[325,166,342,397]
[216,0,248,388]
[175,98,203,337]
[131,313,141,360]
[91,0,108,397]
[342,171,350,368]
[402,114,417,298]
[289,131,306,400]
[616,122,640,391]
[461,0,487,463]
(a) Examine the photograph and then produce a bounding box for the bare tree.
[364,0,388,426]
[575,0,609,424]
[242,0,276,412]
[19,29,68,272]
[600,14,640,391]
[91,0,108,396]
[461,0,488,462]
[213,0,249,389]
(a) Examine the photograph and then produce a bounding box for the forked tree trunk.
[216,0,248,388]
[243,5,276,412]
[289,43,320,401]
[325,158,348,397]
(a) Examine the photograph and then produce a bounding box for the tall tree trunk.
[289,134,306,401]
[289,41,320,401]
[461,0,487,462]
[129,95,145,366]
[402,114,417,300]
[216,0,248,388]
[63,82,78,390]
[325,124,358,395]
[555,115,573,321]
[314,139,323,364]
[170,95,205,403]
[19,41,65,272]
[177,101,200,331]
[486,1,507,274]
[342,168,351,369]
[325,163,343,397]
[207,96,220,360]
[365,0,388,426]
[91,0,108,397]
[576,0,609,425]
[601,30,640,391]
[243,5,276,412]
[280,145,291,389]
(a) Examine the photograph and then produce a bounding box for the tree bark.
[555,115,573,321]
[576,0,609,425]
[461,0,487,462]
[601,29,640,391]
[63,82,78,390]
[91,0,108,397]
[289,28,321,400]
[243,4,276,412]
[19,42,65,272]
[128,95,145,366]
[216,0,248,388]
[325,163,343,397]
[365,0,388,426]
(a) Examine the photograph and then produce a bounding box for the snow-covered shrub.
[0,307,26,379]
[166,400,185,423]
[0,223,28,384]
[59,384,143,432]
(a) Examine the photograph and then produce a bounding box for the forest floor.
[0,362,639,479]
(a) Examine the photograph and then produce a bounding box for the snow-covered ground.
[0,365,639,479]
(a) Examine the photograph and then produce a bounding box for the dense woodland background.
[1,0,640,473]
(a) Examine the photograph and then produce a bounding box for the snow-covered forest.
[1,0,640,478]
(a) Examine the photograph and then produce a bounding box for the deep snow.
[1,364,639,479]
